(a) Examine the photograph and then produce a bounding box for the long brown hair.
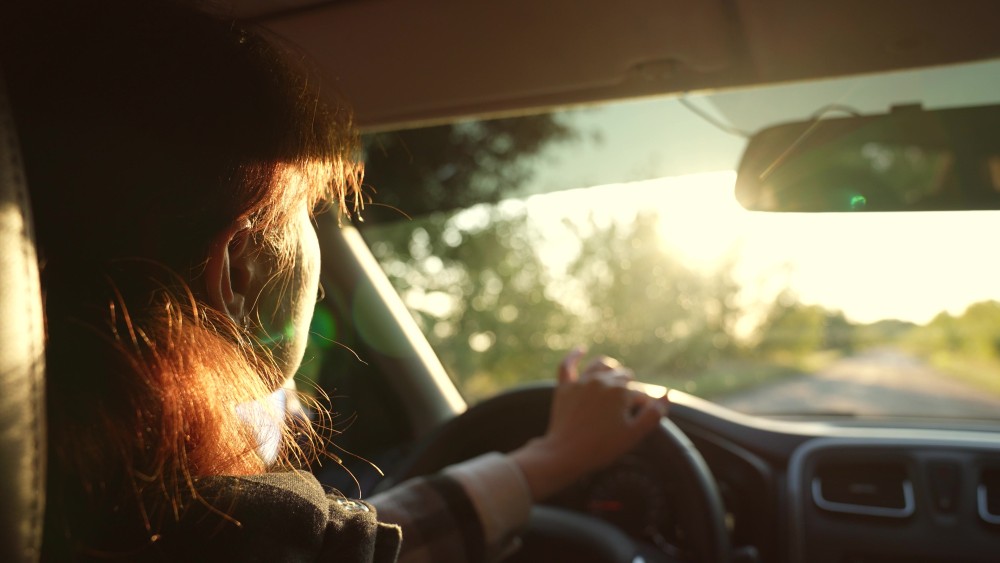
[0,0,360,556]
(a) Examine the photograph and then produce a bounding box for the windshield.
[355,58,1000,421]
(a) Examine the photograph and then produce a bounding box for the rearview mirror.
[735,104,1000,212]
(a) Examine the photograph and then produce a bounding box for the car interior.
[5,1,1000,562]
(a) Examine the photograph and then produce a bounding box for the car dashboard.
[546,389,1000,562]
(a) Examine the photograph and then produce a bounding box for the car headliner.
[232,0,1000,130]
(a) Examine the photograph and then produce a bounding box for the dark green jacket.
[138,472,402,562]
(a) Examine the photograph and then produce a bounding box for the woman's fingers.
[630,398,668,433]
[561,347,666,425]
[582,355,624,374]
[626,386,670,423]
[578,355,634,385]
[558,346,587,384]
[624,381,671,416]
[560,348,643,392]
[513,350,669,501]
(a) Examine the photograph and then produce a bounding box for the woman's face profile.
[254,204,322,382]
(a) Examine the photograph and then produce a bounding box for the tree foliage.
[907,301,1000,360]
[366,209,575,398]
[365,208,747,399]
[754,295,857,357]
[360,115,576,224]
[565,212,740,378]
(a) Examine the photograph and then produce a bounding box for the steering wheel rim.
[382,383,730,562]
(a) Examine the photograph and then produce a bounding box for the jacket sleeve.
[368,452,533,563]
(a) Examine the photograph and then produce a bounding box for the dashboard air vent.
[812,461,914,518]
[978,468,1000,524]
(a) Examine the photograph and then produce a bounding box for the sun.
[647,171,745,269]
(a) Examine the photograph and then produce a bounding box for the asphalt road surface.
[718,348,1000,419]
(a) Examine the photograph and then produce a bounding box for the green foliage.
[363,198,1000,402]
[754,294,857,358]
[360,115,577,224]
[853,319,917,348]
[756,299,825,355]
[896,301,1000,397]
[565,212,740,378]
[364,208,749,400]
[906,301,1000,360]
[357,113,587,400]
[365,208,574,399]
[663,353,838,398]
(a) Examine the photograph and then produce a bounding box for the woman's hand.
[510,347,670,501]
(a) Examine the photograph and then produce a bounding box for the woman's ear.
[204,223,260,322]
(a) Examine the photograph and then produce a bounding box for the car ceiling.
[233,0,1000,131]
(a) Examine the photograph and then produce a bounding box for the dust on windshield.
[354,60,1000,420]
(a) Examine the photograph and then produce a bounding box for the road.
[718,348,1000,419]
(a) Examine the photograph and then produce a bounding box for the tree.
[366,209,575,400]
[360,114,577,224]
[566,212,741,378]
[755,296,856,357]
[854,319,917,349]
[357,113,583,401]
[907,301,1000,360]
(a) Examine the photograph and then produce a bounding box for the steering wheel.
[383,384,730,562]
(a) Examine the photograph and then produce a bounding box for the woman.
[0,1,668,560]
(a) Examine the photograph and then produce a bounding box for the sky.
[504,59,1000,326]
[522,58,1000,197]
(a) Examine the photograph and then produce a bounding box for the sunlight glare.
[522,171,1000,326]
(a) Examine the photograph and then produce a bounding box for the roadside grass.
[642,350,841,399]
[925,352,1000,397]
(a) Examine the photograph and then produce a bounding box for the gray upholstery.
[0,72,46,562]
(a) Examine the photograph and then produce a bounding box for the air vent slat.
[977,468,1000,524]
[813,462,914,518]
